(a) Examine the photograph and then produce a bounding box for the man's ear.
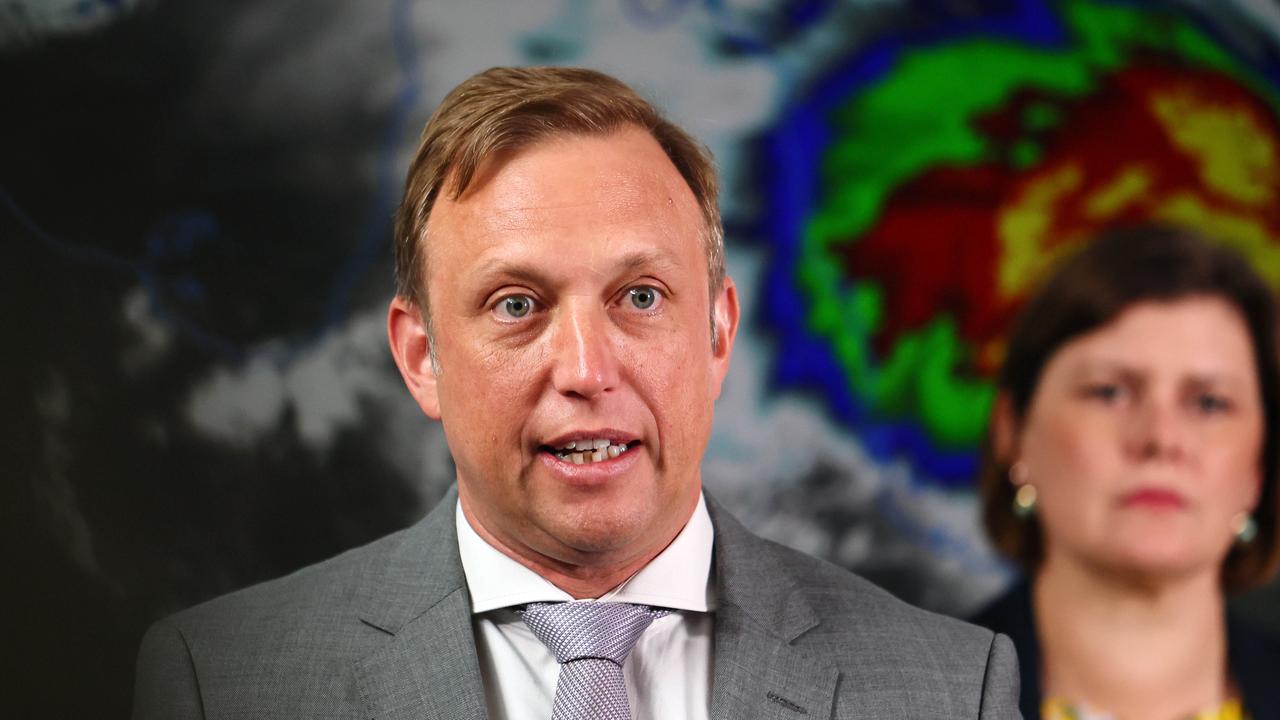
[387,296,442,420]
[991,391,1019,464]
[710,275,740,399]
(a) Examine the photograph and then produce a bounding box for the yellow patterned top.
[1042,698,1245,720]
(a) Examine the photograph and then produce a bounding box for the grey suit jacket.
[134,489,1021,718]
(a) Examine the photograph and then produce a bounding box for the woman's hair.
[979,224,1280,591]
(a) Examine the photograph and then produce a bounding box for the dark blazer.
[134,488,1023,719]
[970,581,1280,720]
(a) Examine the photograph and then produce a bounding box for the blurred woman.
[971,226,1280,720]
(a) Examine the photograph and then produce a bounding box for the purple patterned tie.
[522,601,669,720]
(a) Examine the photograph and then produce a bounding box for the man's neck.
[459,497,698,599]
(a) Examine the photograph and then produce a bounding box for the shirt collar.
[456,493,715,614]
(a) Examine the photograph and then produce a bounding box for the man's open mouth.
[541,438,637,465]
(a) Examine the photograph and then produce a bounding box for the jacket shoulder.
[135,526,417,718]
[169,526,409,640]
[1228,610,1280,718]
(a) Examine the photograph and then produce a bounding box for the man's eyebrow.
[469,258,552,289]
[614,248,683,273]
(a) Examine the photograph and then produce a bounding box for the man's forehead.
[465,245,687,286]
[463,138,687,212]
[471,190,677,231]
[427,129,701,252]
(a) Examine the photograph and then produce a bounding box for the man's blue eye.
[628,286,660,310]
[499,295,534,318]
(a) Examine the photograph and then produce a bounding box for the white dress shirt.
[455,495,715,720]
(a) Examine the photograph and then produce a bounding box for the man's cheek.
[470,340,542,388]
[647,343,705,398]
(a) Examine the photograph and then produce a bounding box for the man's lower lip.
[538,447,640,482]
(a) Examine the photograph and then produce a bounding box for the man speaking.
[134,66,1020,719]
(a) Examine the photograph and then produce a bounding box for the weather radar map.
[765,0,1280,485]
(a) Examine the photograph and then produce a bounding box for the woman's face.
[1006,296,1264,582]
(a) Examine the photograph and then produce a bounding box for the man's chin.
[533,507,657,561]
[547,519,643,555]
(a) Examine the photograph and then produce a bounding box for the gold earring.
[1010,462,1037,519]
[1232,512,1258,545]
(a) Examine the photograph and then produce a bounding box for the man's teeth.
[553,438,632,464]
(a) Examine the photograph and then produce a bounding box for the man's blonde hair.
[393,66,724,339]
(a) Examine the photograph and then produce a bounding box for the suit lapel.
[706,494,839,720]
[355,587,488,719]
[347,488,842,719]
[352,488,488,720]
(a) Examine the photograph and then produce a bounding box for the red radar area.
[845,62,1280,376]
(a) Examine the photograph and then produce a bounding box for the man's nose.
[549,300,619,400]
[1125,396,1186,462]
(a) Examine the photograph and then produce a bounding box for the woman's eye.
[1086,383,1125,403]
[495,294,536,320]
[627,286,662,310]
[1194,393,1231,414]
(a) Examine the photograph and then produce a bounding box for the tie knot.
[522,601,666,666]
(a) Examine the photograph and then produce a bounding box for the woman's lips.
[1120,488,1188,509]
